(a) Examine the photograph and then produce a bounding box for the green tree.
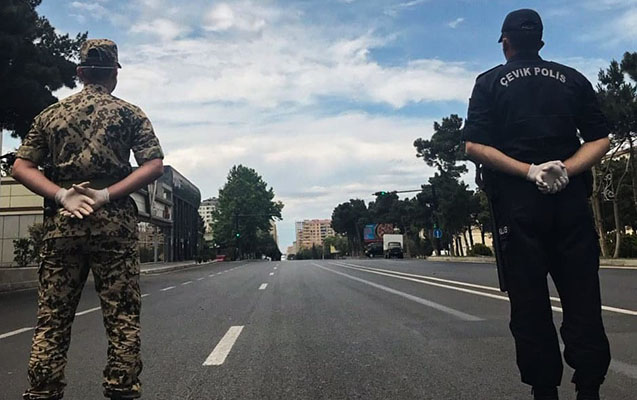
[0,0,87,140]
[414,114,467,178]
[595,54,637,257]
[331,199,369,256]
[323,235,349,257]
[211,165,283,260]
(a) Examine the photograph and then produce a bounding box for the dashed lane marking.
[75,306,101,316]
[313,263,482,321]
[203,326,245,366]
[0,327,33,340]
[259,283,268,290]
[160,286,175,292]
[182,281,193,286]
[142,293,151,297]
[269,272,274,276]
[197,277,205,281]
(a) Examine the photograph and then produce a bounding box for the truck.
[383,234,404,259]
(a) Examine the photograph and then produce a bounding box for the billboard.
[363,223,395,243]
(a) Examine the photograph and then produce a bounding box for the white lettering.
[500,77,509,87]
[560,74,567,83]
[541,68,550,76]
[511,69,521,78]
[534,67,541,75]
[523,67,532,76]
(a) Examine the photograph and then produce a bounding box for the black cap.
[498,9,543,43]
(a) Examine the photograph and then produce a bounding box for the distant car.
[365,242,384,258]
[215,255,227,262]
[385,241,404,259]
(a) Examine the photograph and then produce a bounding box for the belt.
[56,178,119,190]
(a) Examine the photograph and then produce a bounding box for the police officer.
[12,39,164,399]
[463,9,611,400]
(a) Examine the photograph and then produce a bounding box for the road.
[1,259,635,399]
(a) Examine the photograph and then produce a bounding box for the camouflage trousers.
[24,235,142,399]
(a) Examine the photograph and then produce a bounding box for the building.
[270,220,279,245]
[198,197,218,242]
[0,177,44,266]
[295,219,335,249]
[0,165,201,266]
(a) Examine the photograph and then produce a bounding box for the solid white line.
[141,293,150,298]
[342,262,637,316]
[182,281,193,286]
[203,326,245,366]
[75,306,101,316]
[160,286,175,292]
[0,327,33,340]
[313,263,482,321]
[259,283,268,290]
[197,277,205,281]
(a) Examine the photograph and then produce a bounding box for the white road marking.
[0,327,33,340]
[600,265,637,270]
[274,267,278,270]
[160,286,175,292]
[142,293,151,298]
[203,326,244,366]
[340,262,637,316]
[259,283,268,290]
[313,263,482,321]
[558,343,637,379]
[75,306,101,316]
[197,277,205,281]
[269,272,275,276]
[209,274,215,277]
[182,281,193,286]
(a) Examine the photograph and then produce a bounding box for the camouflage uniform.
[16,39,163,400]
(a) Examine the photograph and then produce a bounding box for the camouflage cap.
[80,39,122,68]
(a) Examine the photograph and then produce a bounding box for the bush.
[13,238,33,267]
[467,243,493,257]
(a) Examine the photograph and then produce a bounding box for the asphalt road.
[1,259,635,399]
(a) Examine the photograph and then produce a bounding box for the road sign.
[433,228,442,239]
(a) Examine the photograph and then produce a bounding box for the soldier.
[12,39,164,400]
[463,9,611,400]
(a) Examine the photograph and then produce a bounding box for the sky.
[3,0,636,251]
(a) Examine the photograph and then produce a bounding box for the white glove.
[529,161,569,194]
[72,182,110,210]
[59,182,110,218]
[55,187,95,219]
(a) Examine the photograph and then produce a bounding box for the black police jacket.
[463,52,609,165]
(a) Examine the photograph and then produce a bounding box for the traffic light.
[235,233,240,238]
[373,191,389,196]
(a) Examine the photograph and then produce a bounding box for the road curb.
[427,256,637,269]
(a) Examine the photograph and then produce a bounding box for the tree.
[211,165,283,260]
[594,54,637,257]
[331,199,369,256]
[414,114,467,178]
[0,0,87,140]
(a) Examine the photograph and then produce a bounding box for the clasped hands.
[55,182,110,219]
[527,161,569,194]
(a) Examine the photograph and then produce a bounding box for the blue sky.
[4,0,636,251]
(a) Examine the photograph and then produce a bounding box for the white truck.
[383,234,404,259]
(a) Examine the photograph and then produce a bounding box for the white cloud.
[204,2,267,32]
[70,1,109,19]
[579,7,637,47]
[448,17,465,29]
[130,18,189,41]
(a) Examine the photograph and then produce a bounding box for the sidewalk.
[0,259,218,293]
[427,256,637,268]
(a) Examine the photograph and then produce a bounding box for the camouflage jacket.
[16,84,164,239]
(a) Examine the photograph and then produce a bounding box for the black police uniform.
[463,53,611,389]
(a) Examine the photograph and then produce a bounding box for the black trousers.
[492,175,611,388]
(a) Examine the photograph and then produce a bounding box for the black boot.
[532,386,559,400]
